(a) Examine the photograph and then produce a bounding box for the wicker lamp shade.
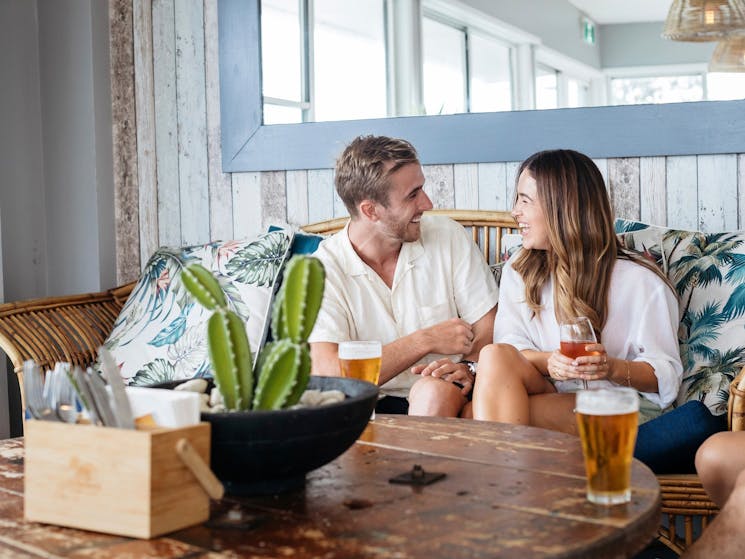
[709,36,745,70]
[662,0,745,42]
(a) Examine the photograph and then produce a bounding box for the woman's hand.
[411,358,475,395]
[546,343,611,382]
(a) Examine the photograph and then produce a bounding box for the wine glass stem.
[582,379,588,390]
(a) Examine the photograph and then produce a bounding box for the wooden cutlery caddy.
[24,420,212,538]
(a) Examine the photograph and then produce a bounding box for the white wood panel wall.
[125,0,745,278]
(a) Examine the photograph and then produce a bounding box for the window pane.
[567,78,589,108]
[610,75,704,105]
[423,17,466,116]
[263,104,303,125]
[261,0,302,103]
[707,72,745,100]
[313,0,386,122]
[469,32,512,113]
[535,65,558,109]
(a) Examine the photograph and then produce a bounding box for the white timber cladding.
[640,156,666,227]
[232,172,261,240]
[307,170,335,224]
[698,154,738,232]
[667,156,698,230]
[133,0,158,267]
[152,0,180,249]
[174,0,209,246]
[454,164,478,210]
[204,0,233,243]
[125,1,745,277]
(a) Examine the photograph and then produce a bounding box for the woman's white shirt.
[494,256,683,409]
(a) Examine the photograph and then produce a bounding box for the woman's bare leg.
[529,393,579,435]
[695,430,745,508]
[472,344,555,424]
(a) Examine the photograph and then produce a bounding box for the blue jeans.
[634,400,727,474]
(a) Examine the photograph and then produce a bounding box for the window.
[260,0,386,124]
[422,17,467,116]
[707,72,745,101]
[422,15,514,116]
[469,31,513,113]
[610,74,704,105]
[535,65,558,109]
[567,78,589,108]
[313,0,386,122]
[261,0,305,124]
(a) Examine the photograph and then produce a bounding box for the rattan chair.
[1,208,741,555]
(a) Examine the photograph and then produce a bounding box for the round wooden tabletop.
[0,415,660,558]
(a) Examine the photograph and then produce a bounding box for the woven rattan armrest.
[0,282,135,409]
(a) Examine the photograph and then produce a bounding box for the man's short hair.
[335,135,420,217]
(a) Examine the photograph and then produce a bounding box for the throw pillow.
[664,228,745,415]
[103,231,293,386]
[615,219,667,273]
[268,225,325,255]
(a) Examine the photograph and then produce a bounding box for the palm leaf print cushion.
[103,231,292,385]
[665,229,745,415]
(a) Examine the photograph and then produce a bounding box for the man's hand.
[412,357,475,396]
[422,318,474,356]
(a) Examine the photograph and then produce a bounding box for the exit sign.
[582,17,596,45]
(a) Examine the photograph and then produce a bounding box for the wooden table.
[0,415,660,558]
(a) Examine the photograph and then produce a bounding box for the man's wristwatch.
[459,360,477,375]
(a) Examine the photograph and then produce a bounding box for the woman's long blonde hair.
[511,149,671,336]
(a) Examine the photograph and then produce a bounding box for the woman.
[695,431,745,507]
[471,149,683,434]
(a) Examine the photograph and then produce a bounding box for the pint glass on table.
[339,341,382,420]
[338,341,382,385]
[575,387,639,505]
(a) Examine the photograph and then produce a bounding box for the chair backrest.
[0,283,134,411]
[302,209,517,264]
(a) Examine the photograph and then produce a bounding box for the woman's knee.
[479,343,520,363]
[477,343,523,378]
[695,432,732,479]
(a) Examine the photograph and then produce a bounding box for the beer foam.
[575,388,639,415]
[338,341,382,360]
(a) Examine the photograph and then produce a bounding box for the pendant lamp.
[662,0,745,42]
[709,36,745,70]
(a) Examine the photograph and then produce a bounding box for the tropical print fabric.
[614,219,667,273]
[104,231,293,386]
[664,229,745,415]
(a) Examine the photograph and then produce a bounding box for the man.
[308,135,498,416]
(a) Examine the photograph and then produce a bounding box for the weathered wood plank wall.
[112,0,745,281]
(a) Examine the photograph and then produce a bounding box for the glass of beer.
[575,387,640,505]
[338,341,382,420]
[560,317,599,390]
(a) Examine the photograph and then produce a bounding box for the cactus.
[183,264,253,410]
[183,254,324,412]
[255,255,324,409]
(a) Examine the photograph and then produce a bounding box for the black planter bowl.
[155,376,378,496]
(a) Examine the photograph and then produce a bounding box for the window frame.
[218,0,745,172]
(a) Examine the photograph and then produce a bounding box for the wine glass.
[559,317,598,390]
[338,341,382,420]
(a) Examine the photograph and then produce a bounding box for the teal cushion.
[269,225,324,255]
[104,231,293,386]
